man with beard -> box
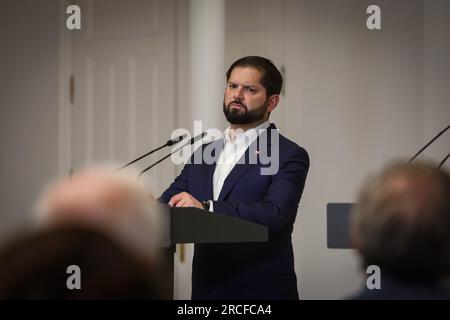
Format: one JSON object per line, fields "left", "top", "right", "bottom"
{"left": 160, "top": 56, "right": 309, "bottom": 299}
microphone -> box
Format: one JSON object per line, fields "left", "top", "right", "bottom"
{"left": 439, "top": 153, "right": 450, "bottom": 169}
{"left": 116, "top": 134, "right": 187, "bottom": 171}
{"left": 139, "top": 132, "right": 207, "bottom": 177}
{"left": 408, "top": 125, "right": 449, "bottom": 163}
{"left": 167, "top": 134, "right": 187, "bottom": 146}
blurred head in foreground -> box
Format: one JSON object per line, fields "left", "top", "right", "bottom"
{"left": 33, "top": 165, "right": 162, "bottom": 259}
{"left": 351, "top": 161, "right": 450, "bottom": 285}
{"left": 0, "top": 165, "right": 169, "bottom": 299}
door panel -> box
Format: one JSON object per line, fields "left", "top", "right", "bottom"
{"left": 71, "top": 0, "right": 176, "bottom": 196}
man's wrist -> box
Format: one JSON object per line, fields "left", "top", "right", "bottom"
{"left": 202, "top": 200, "right": 210, "bottom": 211}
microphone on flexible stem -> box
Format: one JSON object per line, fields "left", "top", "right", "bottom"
{"left": 439, "top": 153, "right": 450, "bottom": 169}
{"left": 139, "top": 132, "right": 207, "bottom": 177}
{"left": 116, "top": 134, "right": 187, "bottom": 171}
{"left": 408, "top": 124, "right": 449, "bottom": 163}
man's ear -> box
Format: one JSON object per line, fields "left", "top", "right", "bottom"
{"left": 268, "top": 95, "right": 280, "bottom": 113}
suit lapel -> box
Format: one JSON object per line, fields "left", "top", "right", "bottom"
{"left": 217, "top": 123, "right": 275, "bottom": 201}
{"left": 217, "top": 162, "right": 253, "bottom": 201}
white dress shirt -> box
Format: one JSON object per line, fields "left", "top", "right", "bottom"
{"left": 208, "top": 121, "right": 270, "bottom": 211}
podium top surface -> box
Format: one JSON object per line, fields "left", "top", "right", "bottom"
{"left": 157, "top": 205, "right": 268, "bottom": 245}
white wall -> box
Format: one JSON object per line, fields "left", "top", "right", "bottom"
{"left": 283, "top": 0, "right": 449, "bottom": 299}
{"left": 424, "top": 0, "right": 450, "bottom": 167}
{"left": 0, "top": 0, "right": 61, "bottom": 242}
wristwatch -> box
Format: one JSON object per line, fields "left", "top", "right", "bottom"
{"left": 202, "top": 200, "right": 210, "bottom": 211}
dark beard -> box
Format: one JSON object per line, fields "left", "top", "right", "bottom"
{"left": 223, "top": 100, "right": 268, "bottom": 125}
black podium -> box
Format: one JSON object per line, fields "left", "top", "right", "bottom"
{"left": 155, "top": 205, "right": 268, "bottom": 299}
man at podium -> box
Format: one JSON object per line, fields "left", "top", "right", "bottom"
{"left": 160, "top": 56, "right": 309, "bottom": 299}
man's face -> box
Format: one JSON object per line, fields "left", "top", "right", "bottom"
{"left": 223, "top": 67, "right": 269, "bottom": 125}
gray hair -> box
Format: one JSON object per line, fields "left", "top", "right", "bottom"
{"left": 351, "top": 161, "right": 450, "bottom": 282}
{"left": 33, "top": 164, "right": 163, "bottom": 259}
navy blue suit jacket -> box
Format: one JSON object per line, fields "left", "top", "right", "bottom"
{"left": 160, "top": 123, "right": 309, "bottom": 299}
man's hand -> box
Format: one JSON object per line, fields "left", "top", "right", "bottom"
{"left": 169, "top": 192, "right": 203, "bottom": 209}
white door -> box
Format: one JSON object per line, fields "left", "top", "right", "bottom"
{"left": 70, "top": 0, "right": 176, "bottom": 197}
{"left": 68, "top": 0, "right": 179, "bottom": 298}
